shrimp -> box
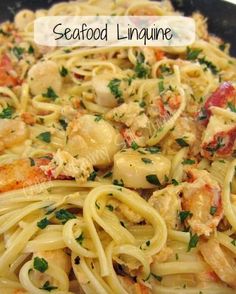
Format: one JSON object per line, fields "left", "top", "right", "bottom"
{"left": 0, "top": 119, "right": 28, "bottom": 152}
{"left": 0, "top": 54, "right": 19, "bottom": 87}
{"left": 0, "top": 157, "right": 50, "bottom": 193}
{"left": 182, "top": 169, "right": 223, "bottom": 236}
{"left": 199, "top": 238, "right": 236, "bottom": 288}
{"left": 27, "top": 60, "right": 62, "bottom": 96}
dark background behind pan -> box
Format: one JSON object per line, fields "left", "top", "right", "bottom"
{"left": 0, "top": 0, "right": 235, "bottom": 55}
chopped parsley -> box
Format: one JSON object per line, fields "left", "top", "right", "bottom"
{"left": 94, "top": 114, "right": 102, "bottom": 122}
{"left": 0, "top": 106, "right": 14, "bottom": 119}
{"left": 60, "top": 66, "right": 68, "bottom": 77}
{"left": 160, "top": 64, "right": 173, "bottom": 74}
{"left": 113, "top": 179, "right": 124, "bottom": 187}
{"left": 231, "top": 239, "right": 236, "bottom": 246}
{"left": 131, "top": 141, "right": 139, "bottom": 150}
{"left": 219, "top": 43, "right": 226, "bottom": 51}
{"left": 107, "top": 79, "right": 123, "bottom": 103}
{"left": 40, "top": 281, "right": 58, "bottom": 292}
{"left": 175, "top": 253, "right": 179, "bottom": 260}
{"left": 151, "top": 273, "right": 162, "bottom": 281}
{"left": 210, "top": 206, "right": 217, "bottom": 215}
{"left": 28, "top": 45, "right": 34, "bottom": 54}
{"left": 141, "top": 157, "right": 153, "bottom": 164}
{"left": 0, "top": 28, "right": 10, "bottom": 36}
{"left": 227, "top": 102, "right": 236, "bottom": 113}
{"left": 37, "top": 217, "right": 50, "bottom": 229}
{"left": 198, "top": 57, "right": 219, "bottom": 74}
{"left": 179, "top": 211, "right": 192, "bottom": 223}
{"left": 36, "top": 132, "right": 51, "bottom": 143}
{"left": 175, "top": 138, "right": 189, "bottom": 147}
{"left": 171, "top": 179, "right": 179, "bottom": 186}
{"left": 182, "top": 159, "right": 195, "bottom": 165}
{"left": 120, "top": 220, "right": 126, "bottom": 227}
{"left": 12, "top": 46, "right": 24, "bottom": 59}
{"left": 134, "top": 52, "right": 149, "bottom": 78}
{"left": 76, "top": 232, "right": 84, "bottom": 245}
{"left": 187, "top": 232, "right": 199, "bottom": 252}
{"left": 145, "top": 146, "right": 161, "bottom": 153}
{"left": 205, "top": 137, "right": 225, "bottom": 155}
{"left": 106, "top": 204, "right": 114, "bottom": 211}
{"left": 146, "top": 174, "right": 161, "bottom": 186}
{"left": 42, "top": 87, "right": 58, "bottom": 101}
{"left": 186, "top": 47, "right": 202, "bottom": 60}
{"left": 33, "top": 257, "right": 48, "bottom": 273}
{"left": 55, "top": 209, "right": 76, "bottom": 224}
{"left": 103, "top": 171, "right": 112, "bottom": 178}
{"left": 29, "top": 157, "right": 35, "bottom": 166}
{"left": 95, "top": 201, "right": 100, "bottom": 209}
{"left": 146, "top": 240, "right": 150, "bottom": 246}
{"left": 139, "top": 100, "right": 146, "bottom": 107}
{"left": 198, "top": 107, "right": 208, "bottom": 121}
{"left": 59, "top": 118, "right": 68, "bottom": 130}
{"left": 87, "top": 171, "right": 97, "bottom": 181}
{"left": 74, "top": 256, "right": 80, "bottom": 264}
{"left": 158, "top": 80, "right": 164, "bottom": 93}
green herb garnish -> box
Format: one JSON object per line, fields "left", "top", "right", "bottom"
{"left": 151, "top": 273, "right": 162, "bottom": 281}
{"left": 33, "top": 257, "right": 48, "bottom": 273}
{"left": 182, "top": 159, "right": 195, "bottom": 165}
{"left": 106, "top": 204, "right": 114, "bottom": 211}
{"left": 12, "top": 46, "right": 24, "bottom": 59}
{"left": 107, "top": 79, "right": 123, "bottom": 103}
{"left": 55, "top": 209, "right": 76, "bottom": 224}
{"left": 59, "top": 119, "right": 68, "bottom": 130}
{"left": 87, "top": 171, "right": 97, "bottom": 181}
{"left": 146, "top": 174, "right": 161, "bottom": 186}
{"left": 36, "top": 132, "right": 51, "bottom": 143}
{"left": 94, "top": 114, "right": 102, "bottom": 122}
{"left": 145, "top": 146, "right": 161, "bottom": 153}
{"left": 141, "top": 157, "right": 153, "bottom": 164}
{"left": 112, "top": 179, "right": 124, "bottom": 187}
{"left": 134, "top": 52, "right": 149, "bottom": 78}
{"left": 175, "top": 138, "right": 189, "bottom": 147}
{"left": 0, "top": 106, "right": 14, "bottom": 119}
{"left": 60, "top": 66, "right": 68, "bottom": 77}
{"left": 40, "top": 281, "right": 58, "bottom": 292}
{"left": 210, "top": 206, "right": 217, "bottom": 215}
{"left": 179, "top": 211, "right": 192, "bottom": 223}
{"left": 28, "top": 45, "right": 34, "bottom": 54}
{"left": 76, "top": 232, "right": 84, "bottom": 245}
{"left": 228, "top": 102, "right": 236, "bottom": 113}
{"left": 198, "top": 57, "right": 219, "bottom": 74}
{"left": 186, "top": 47, "right": 202, "bottom": 60}
{"left": 42, "top": 87, "right": 58, "bottom": 101}
{"left": 172, "top": 179, "right": 179, "bottom": 186}
{"left": 187, "top": 232, "right": 199, "bottom": 252}
{"left": 131, "top": 141, "right": 139, "bottom": 150}
{"left": 37, "top": 218, "right": 50, "bottom": 229}
{"left": 158, "top": 80, "right": 164, "bottom": 93}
